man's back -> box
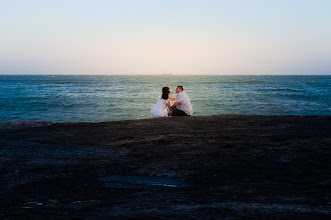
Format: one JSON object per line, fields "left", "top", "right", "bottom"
{"left": 176, "top": 91, "right": 193, "bottom": 115}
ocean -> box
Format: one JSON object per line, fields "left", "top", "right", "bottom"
{"left": 0, "top": 75, "right": 330, "bottom": 122}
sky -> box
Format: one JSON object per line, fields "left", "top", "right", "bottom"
{"left": 0, "top": 0, "right": 330, "bottom": 75}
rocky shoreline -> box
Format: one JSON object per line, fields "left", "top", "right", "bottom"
{"left": 1, "top": 115, "right": 330, "bottom": 219}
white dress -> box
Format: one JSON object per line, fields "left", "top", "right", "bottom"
{"left": 151, "top": 96, "right": 169, "bottom": 118}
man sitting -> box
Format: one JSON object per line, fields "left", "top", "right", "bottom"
{"left": 169, "top": 85, "right": 193, "bottom": 116}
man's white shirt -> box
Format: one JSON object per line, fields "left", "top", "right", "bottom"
{"left": 175, "top": 91, "right": 193, "bottom": 115}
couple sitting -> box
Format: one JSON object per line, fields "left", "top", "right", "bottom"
{"left": 151, "top": 85, "right": 193, "bottom": 118}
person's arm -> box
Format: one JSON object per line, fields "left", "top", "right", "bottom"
{"left": 166, "top": 100, "right": 172, "bottom": 110}
{"left": 168, "top": 97, "right": 176, "bottom": 102}
{"left": 171, "top": 102, "right": 180, "bottom": 110}
{"left": 167, "top": 101, "right": 173, "bottom": 116}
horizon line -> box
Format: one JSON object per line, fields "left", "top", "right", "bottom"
{"left": 1, "top": 73, "right": 330, "bottom": 76}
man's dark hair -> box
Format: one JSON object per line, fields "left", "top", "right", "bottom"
{"left": 177, "top": 85, "right": 184, "bottom": 91}
{"left": 161, "top": 86, "right": 170, "bottom": 100}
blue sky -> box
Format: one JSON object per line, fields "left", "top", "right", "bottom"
{"left": 0, "top": 0, "right": 330, "bottom": 74}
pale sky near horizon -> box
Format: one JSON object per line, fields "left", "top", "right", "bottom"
{"left": 0, "top": 0, "right": 330, "bottom": 75}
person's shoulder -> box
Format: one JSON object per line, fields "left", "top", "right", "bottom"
{"left": 178, "top": 91, "right": 188, "bottom": 97}
{"left": 182, "top": 91, "right": 189, "bottom": 97}
{"left": 159, "top": 96, "right": 168, "bottom": 101}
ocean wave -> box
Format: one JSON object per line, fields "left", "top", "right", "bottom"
{"left": 1, "top": 75, "right": 330, "bottom": 121}
{"left": 0, "top": 120, "right": 56, "bottom": 129}
{"left": 225, "top": 80, "right": 264, "bottom": 83}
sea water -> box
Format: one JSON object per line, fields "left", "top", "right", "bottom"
{"left": 0, "top": 75, "right": 330, "bottom": 122}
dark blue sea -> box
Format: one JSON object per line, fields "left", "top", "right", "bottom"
{"left": 0, "top": 75, "right": 330, "bottom": 122}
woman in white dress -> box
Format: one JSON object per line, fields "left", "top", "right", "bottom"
{"left": 151, "top": 86, "right": 175, "bottom": 118}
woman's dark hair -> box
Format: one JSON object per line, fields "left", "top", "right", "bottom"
{"left": 161, "top": 86, "right": 170, "bottom": 100}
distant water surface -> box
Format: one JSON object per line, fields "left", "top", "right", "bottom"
{"left": 0, "top": 75, "right": 330, "bottom": 122}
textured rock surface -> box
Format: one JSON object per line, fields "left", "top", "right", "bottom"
{"left": 1, "top": 115, "right": 330, "bottom": 219}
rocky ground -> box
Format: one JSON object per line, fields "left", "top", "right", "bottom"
{"left": 0, "top": 115, "right": 330, "bottom": 219}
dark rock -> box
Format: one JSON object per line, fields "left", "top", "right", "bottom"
{"left": 0, "top": 115, "right": 330, "bottom": 218}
